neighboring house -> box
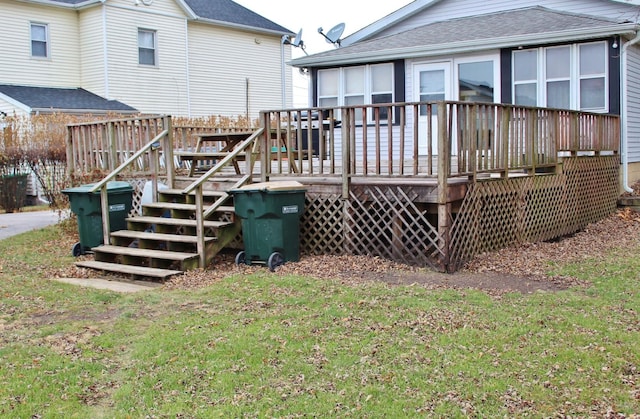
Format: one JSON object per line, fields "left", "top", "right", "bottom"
{"left": 290, "top": 0, "right": 640, "bottom": 190}
{"left": 0, "top": 0, "right": 293, "bottom": 118}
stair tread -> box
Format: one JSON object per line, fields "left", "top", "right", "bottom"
{"left": 143, "top": 202, "right": 235, "bottom": 212}
{"left": 127, "top": 216, "right": 232, "bottom": 228}
{"left": 93, "top": 244, "right": 198, "bottom": 261}
{"left": 110, "top": 230, "right": 217, "bottom": 243}
{"left": 160, "top": 188, "right": 227, "bottom": 197}
{"left": 75, "top": 260, "right": 183, "bottom": 279}
{"left": 175, "top": 151, "right": 247, "bottom": 158}
{"left": 144, "top": 202, "right": 198, "bottom": 210}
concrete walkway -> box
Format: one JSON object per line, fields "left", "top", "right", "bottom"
{"left": 0, "top": 209, "right": 66, "bottom": 241}
{"left": 50, "top": 277, "right": 160, "bottom": 293}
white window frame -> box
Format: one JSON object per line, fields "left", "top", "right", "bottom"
{"left": 512, "top": 41, "right": 608, "bottom": 112}
{"left": 453, "top": 54, "right": 501, "bottom": 103}
{"left": 317, "top": 63, "right": 395, "bottom": 124}
{"left": 30, "top": 22, "right": 49, "bottom": 59}
{"left": 138, "top": 28, "right": 157, "bottom": 67}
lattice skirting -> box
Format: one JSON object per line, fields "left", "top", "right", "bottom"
{"left": 300, "top": 186, "right": 444, "bottom": 269}
{"left": 121, "top": 177, "right": 147, "bottom": 216}
{"left": 449, "top": 155, "right": 620, "bottom": 271}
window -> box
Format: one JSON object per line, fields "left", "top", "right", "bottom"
{"left": 344, "top": 66, "right": 365, "bottom": 121}
{"left": 138, "top": 29, "right": 157, "bottom": 66}
{"left": 546, "top": 46, "right": 570, "bottom": 109}
{"left": 458, "top": 61, "right": 494, "bottom": 103}
{"left": 317, "top": 63, "right": 394, "bottom": 123}
{"left": 30, "top": 23, "right": 48, "bottom": 58}
{"left": 371, "top": 64, "right": 393, "bottom": 120}
{"left": 513, "top": 49, "right": 537, "bottom": 106}
{"left": 579, "top": 43, "right": 606, "bottom": 110}
{"left": 512, "top": 41, "right": 608, "bottom": 112}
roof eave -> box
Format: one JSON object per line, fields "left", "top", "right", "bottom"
{"left": 192, "top": 17, "right": 294, "bottom": 37}
{"left": 292, "top": 24, "right": 638, "bottom": 67}
{"left": 0, "top": 93, "right": 33, "bottom": 114}
{"left": 13, "top": 0, "right": 103, "bottom": 9}
{"left": 30, "top": 107, "right": 138, "bottom": 114}
{"left": 172, "top": 0, "right": 197, "bottom": 20}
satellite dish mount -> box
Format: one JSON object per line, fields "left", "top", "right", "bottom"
{"left": 318, "top": 22, "right": 345, "bottom": 47}
{"left": 282, "top": 28, "right": 308, "bottom": 55}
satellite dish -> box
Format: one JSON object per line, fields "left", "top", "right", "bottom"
{"left": 318, "top": 22, "right": 345, "bottom": 47}
{"left": 291, "top": 28, "right": 303, "bottom": 47}
{"left": 326, "top": 23, "right": 345, "bottom": 44}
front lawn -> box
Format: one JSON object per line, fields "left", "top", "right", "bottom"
{"left": 0, "top": 222, "right": 638, "bottom": 417}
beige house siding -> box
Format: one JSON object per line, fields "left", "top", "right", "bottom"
{"left": 188, "top": 22, "right": 291, "bottom": 119}
{"left": 78, "top": 6, "right": 108, "bottom": 97}
{"left": 0, "top": 0, "right": 291, "bottom": 117}
{"left": 0, "top": 0, "right": 80, "bottom": 88}
{"left": 102, "top": 3, "right": 190, "bottom": 115}
{"left": 0, "top": 97, "right": 29, "bottom": 117}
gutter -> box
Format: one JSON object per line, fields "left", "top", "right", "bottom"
{"left": 31, "top": 108, "right": 138, "bottom": 114}
{"left": 190, "top": 17, "right": 293, "bottom": 38}
{"left": 621, "top": 31, "right": 640, "bottom": 193}
{"left": 13, "top": 0, "right": 102, "bottom": 9}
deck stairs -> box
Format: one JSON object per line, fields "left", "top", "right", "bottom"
{"left": 74, "top": 128, "right": 261, "bottom": 281}
{"left": 75, "top": 184, "right": 243, "bottom": 280}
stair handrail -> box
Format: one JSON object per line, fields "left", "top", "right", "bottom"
{"left": 88, "top": 127, "right": 170, "bottom": 247}
{"left": 181, "top": 127, "right": 263, "bottom": 268}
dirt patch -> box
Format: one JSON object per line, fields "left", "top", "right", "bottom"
{"left": 163, "top": 207, "right": 640, "bottom": 295}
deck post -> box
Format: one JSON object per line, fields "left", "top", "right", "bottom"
{"left": 164, "top": 115, "right": 175, "bottom": 189}
{"left": 341, "top": 108, "right": 351, "bottom": 200}
{"left": 195, "top": 184, "right": 206, "bottom": 268}
{"left": 260, "top": 112, "right": 270, "bottom": 183}
{"left": 437, "top": 102, "right": 451, "bottom": 270}
{"left": 108, "top": 121, "right": 117, "bottom": 172}
{"left": 66, "top": 126, "right": 74, "bottom": 176}
{"left": 100, "top": 185, "right": 110, "bottom": 245}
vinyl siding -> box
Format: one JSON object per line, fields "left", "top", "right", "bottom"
{"left": 102, "top": 3, "right": 189, "bottom": 115}
{"left": 78, "top": 6, "right": 107, "bottom": 97}
{"left": 0, "top": 0, "right": 80, "bottom": 88}
{"left": 0, "top": 97, "right": 29, "bottom": 117}
{"left": 378, "top": 0, "right": 639, "bottom": 38}
{"left": 626, "top": 44, "right": 640, "bottom": 163}
{"left": 187, "top": 22, "right": 290, "bottom": 119}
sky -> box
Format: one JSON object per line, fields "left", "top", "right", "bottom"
{"left": 234, "top": 0, "right": 414, "bottom": 56}
{"left": 234, "top": 0, "right": 414, "bottom": 105}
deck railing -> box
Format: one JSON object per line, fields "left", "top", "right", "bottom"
{"left": 66, "top": 115, "right": 255, "bottom": 174}
{"left": 259, "top": 101, "right": 620, "bottom": 180}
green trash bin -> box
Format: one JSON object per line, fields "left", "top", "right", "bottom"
{"left": 62, "top": 181, "right": 133, "bottom": 256}
{"left": 230, "top": 181, "right": 306, "bottom": 271}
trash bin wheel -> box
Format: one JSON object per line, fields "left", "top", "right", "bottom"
{"left": 267, "top": 252, "right": 284, "bottom": 272}
{"left": 72, "top": 242, "right": 83, "bottom": 257}
{"left": 235, "top": 251, "right": 247, "bottom": 266}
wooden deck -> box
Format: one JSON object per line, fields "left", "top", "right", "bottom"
{"left": 66, "top": 102, "right": 620, "bottom": 274}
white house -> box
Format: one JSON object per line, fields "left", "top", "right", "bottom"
{"left": 291, "top": 0, "right": 640, "bottom": 190}
{"left": 0, "top": 0, "right": 294, "bottom": 119}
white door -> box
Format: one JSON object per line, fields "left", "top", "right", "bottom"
{"left": 414, "top": 62, "right": 452, "bottom": 155}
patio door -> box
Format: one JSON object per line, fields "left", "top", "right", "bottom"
{"left": 414, "top": 62, "right": 452, "bottom": 155}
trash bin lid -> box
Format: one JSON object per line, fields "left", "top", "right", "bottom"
{"left": 62, "top": 181, "right": 133, "bottom": 195}
{"left": 231, "top": 181, "right": 306, "bottom": 193}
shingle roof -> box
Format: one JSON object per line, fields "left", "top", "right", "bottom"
{"left": 292, "top": 7, "right": 637, "bottom": 67}
{"left": 0, "top": 85, "right": 137, "bottom": 113}
{"left": 184, "top": 0, "right": 291, "bottom": 33}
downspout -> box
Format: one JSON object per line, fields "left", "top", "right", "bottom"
{"left": 621, "top": 31, "right": 640, "bottom": 192}
{"left": 101, "top": 0, "right": 109, "bottom": 98}
{"left": 184, "top": 18, "right": 191, "bottom": 117}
